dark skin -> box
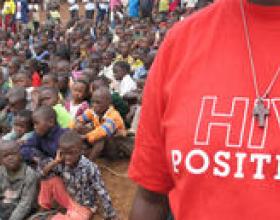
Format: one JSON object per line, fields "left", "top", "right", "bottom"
{"left": 13, "top": 116, "right": 31, "bottom": 138}
{"left": 8, "top": 98, "right": 26, "bottom": 114}
{"left": 57, "top": 75, "right": 69, "bottom": 96}
{"left": 71, "top": 82, "right": 86, "bottom": 105}
{"left": 32, "top": 113, "right": 56, "bottom": 137}
{"left": 42, "top": 141, "right": 82, "bottom": 176}
{"left": 42, "top": 140, "right": 118, "bottom": 220}
{"left": 39, "top": 90, "right": 59, "bottom": 107}
{"left": 118, "top": 42, "right": 130, "bottom": 59}
{"left": 113, "top": 65, "right": 127, "bottom": 81}
{"left": 102, "top": 52, "right": 114, "bottom": 67}
{"left": 91, "top": 88, "right": 111, "bottom": 118}
{"left": 42, "top": 75, "right": 58, "bottom": 88}
{"left": 0, "top": 142, "right": 22, "bottom": 173}
{"left": 12, "top": 73, "right": 31, "bottom": 88}
{"left": 131, "top": 2, "right": 280, "bottom": 220}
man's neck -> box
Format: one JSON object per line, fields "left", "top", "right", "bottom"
{"left": 249, "top": 0, "right": 280, "bottom": 6}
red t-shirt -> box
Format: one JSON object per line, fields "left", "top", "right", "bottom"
{"left": 32, "top": 71, "right": 41, "bottom": 87}
{"left": 129, "top": 0, "right": 280, "bottom": 219}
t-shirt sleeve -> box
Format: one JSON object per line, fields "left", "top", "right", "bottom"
{"left": 128, "top": 33, "right": 175, "bottom": 194}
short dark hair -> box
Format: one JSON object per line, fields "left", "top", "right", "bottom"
{"left": 43, "top": 73, "right": 58, "bottom": 83}
{"left": 113, "top": 61, "right": 131, "bottom": 74}
{"left": 39, "top": 86, "right": 59, "bottom": 96}
{"left": 16, "top": 110, "right": 33, "bottom": 130}
{"left": 11, "top": 57, "right": 21, "bottom": 70}
{"left": 0, "top": 140, "right": 19, "bottom": 155}
{"left": 59, "top": 130, "right": 82, "bottom": 148}
{"left": 7, "top": 87, "right": 27, "bottom": 102}
{"left": 33, "top": 105, "right": 57, "bottom": 122}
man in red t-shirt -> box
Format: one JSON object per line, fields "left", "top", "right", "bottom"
{"left": 129, "top": 0, "right": 280, "bottom": 219}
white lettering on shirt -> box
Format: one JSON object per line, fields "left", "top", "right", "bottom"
{"left": 194, "top": 96, "right": 249, "bottom": 148}
{"left": 213, "top": 151, "right": 230, "bottom": 177}
{"left": 185, "top": 149, "right": 209, "bottom": 174}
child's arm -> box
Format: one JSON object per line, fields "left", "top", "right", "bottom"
{"left": 20, "top": 134, "right": 43, "bottom": 163}
{"left": 90, "top": 164, "right": 117, "bottom": 220}
{"left": 85, "top": 116, "right": 122, "bottom": 143}
{"left": 42, "top": 150, "right": 63, "bottom": 176}
{"left": 8, "top": 168, "right": 38, "bottom": 220}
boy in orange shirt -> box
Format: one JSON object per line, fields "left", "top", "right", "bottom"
{"left": 72, "top": 86, "right": 127, "bottom": 161}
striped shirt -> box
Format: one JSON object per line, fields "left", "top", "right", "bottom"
{"left": 79, "top": 106, "right": 126, "bottom": 143}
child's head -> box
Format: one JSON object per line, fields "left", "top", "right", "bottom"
{"left": 138, "top": 37, "right": 151, "bottom": 51}
{"left": 91, "top": 77, "right": 109, "bottom": 93}
{"left": 71, "top": 80, "right": 88, "bottom": 104}
{"left": 39, "top": 86, "right": 59, "bottom": 107}
{"left": 131, "top": 48, "right": 146, "bottom": 61}
{"left": 102, "top": 50, "right": 115, "bottom": 67}
{"left": 113, "top": 61, "right": 131, "bottom": 81}
{"left": 32, "top": 105, "right": 57, "bottom": 137}
{"left": 92, "top": 86, "right": 112, "bottom": 116}
{"left": 0, "top": 140, "right": 22, "bottom": 172}
{"left": 118, "top": 41, "right": 130, "bottom": 58}
{"left": 8, "top": 57, "right": 21, "bottom": 76}
{"left": 14, "top": 110, "right": 33, "bottom": 137}
{"left": 88, "top": 52, "right": 102, "bottom": 71}
{"left": 53, "top": 60, "right": 70, "bottom": 74}
{"left": 82, "top": 68, "right": 97, "bottom": 82}
{"left": 98, "top": 36, "right": 111, "bottom": 53}
{"left": 59, "top": 130, "right": 83, "bottom": 167}
{"left": 42, "top": 74, "right": 58, "bottom": 88}
{"left": 57, "top": 73, "right": 69, "bottom": 93}
{"left": 7, "top": 87, "right": 27, "bottom": 114}
{"left": 12, "top": 71, "right": 32, "bottom": 88}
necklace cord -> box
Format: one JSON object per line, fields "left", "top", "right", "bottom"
{"left": 240, "top": 0, "right": 280, "bottom": 99}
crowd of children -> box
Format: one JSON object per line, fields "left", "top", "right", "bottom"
{"left": 0, "top": 0, "right": 213, "bottom": 219}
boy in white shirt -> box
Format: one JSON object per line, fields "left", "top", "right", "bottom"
{"left": 112, "top": 61, "right": 137, "bottom": 97}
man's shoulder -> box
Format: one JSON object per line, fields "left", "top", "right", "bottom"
{"left": 167, "top": 0, "right": 234, "bottom": 42}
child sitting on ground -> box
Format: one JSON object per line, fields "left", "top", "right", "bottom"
{"left": 2, "top": 110, "right": 34, "bottom": 144}
{"left": 20, "top": 105, "right": 66, "bottom": 164}
{"left": 11, "top": 71, "right": 34, "bottom": 110}
{"left": 39, "top": 86, "right": 72, "bottom": 128}
{"left": 72, "top": 86, "right": 126, "bottom": 160}
{"left": 2, "top": 0, "right": 16, "bottom": 32}
{"left": 38, "top": 131, "right": 117, "bottom": 220}
{"left": 0, "top": 140, "right": 38, "bottom": 220}
{"left": 99, "top": 49, "right": 116, "bottom": 81}
{"left": 0, "top": 87, "right": 27, "bottom": 133}
{"left": 65, "top": 79, "right": 89, "bottom": 118}
{"left": 111, "top": 61, "right": 137, "bottom": 97}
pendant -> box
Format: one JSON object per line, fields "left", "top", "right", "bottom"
{"left": 253, "top": 98, "right": 269, "bottom": 128}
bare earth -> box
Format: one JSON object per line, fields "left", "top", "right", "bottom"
{"left": 40, "top": 4, "right": 137, "bottom": 220}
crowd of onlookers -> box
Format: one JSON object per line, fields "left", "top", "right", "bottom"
{"left": 0, "top": 0, "right": 213, "bottom": 219}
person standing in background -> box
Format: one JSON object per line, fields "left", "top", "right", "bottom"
{"left": 2, "top": 0, "right": 16, "bottom": 32}
{"left": 15, "top": 0, "right": 29, "bottom": 32}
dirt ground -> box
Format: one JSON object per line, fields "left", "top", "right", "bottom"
{"left": 95, "top": 159, "right": 137, "bottom": 220}
{"left": 39, "top": 4, "right": 137, "bottom": 220}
